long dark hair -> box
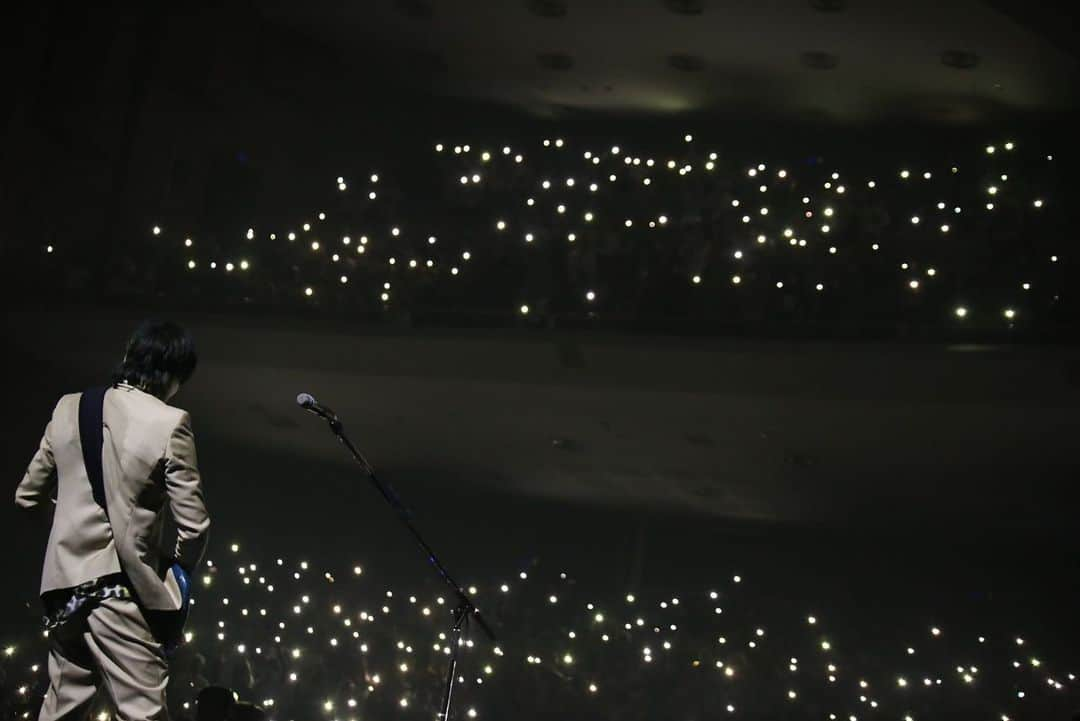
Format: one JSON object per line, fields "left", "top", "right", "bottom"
{"left": 110, "top": 320, "right": 198, "bottom": 399}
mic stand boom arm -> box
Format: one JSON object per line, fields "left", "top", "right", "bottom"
{"left": 315, "top": 414, "right": 495, "bottom": 721}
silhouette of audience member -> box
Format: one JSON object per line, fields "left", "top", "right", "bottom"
{"left": 195, "top": 686, "right": 235, "bottom": 721}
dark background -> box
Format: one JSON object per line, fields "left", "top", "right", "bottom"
{"left": 2, "top": 0, "right": 1079, "bottom": 718}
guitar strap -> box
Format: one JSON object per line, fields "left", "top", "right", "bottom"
{"left": 78, "top": 386, "right": 111, "bottom": 521}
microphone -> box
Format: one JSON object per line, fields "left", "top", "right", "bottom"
{"left": 296, "top": 392, "right": 338, "bottom": 422}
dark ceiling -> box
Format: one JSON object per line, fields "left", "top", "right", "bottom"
{"left": 256, "top": 0, "right": 1079, "bottom": 124}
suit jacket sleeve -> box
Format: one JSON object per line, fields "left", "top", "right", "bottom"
{"left": 165, "top": 411, "right": 210, "bottom": 571}
{"left": 15, "top": 400, "right": 61, "bottom": 509}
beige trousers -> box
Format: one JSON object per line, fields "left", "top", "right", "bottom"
{"left": 38, "top": 597, "right": 169, "bottom": 721}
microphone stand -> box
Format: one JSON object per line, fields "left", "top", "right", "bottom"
{"left": 309, "top": 412, "right": 496, "bottom": 721}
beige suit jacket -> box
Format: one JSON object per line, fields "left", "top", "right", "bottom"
{"left": 16, "top": 384, "right": 210, "bottom": 611}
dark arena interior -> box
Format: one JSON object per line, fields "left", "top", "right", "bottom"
{"left": 2, "top": 2, "right": 1079, "bottom": 720}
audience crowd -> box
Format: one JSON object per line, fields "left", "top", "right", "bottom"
{"left": 2, "top": 544, "right": 1077, "bottom": 721}
{"left": 16, "top": 134, "right": 1073, "bottom": 338}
